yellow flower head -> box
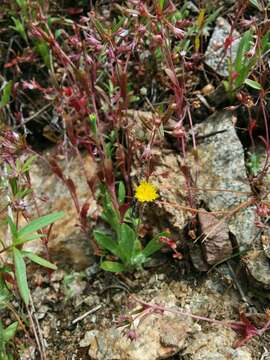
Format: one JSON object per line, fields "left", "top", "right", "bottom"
{"left": 135, "top": 181, "right": 159, "bottom": 203}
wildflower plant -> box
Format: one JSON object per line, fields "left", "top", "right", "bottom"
{"left": 94, "top": 183, "right": 167, "bottom": 272}
{"left": 224, "top": 28, "right": 270, "bottom": 99}
{"left": 0, "top": 128, "right": 64, "bottom": 358}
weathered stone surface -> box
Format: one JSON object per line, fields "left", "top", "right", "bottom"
{"left": 183, "top": 329, "right": 252, "bottom": 360}
{"left": 204, "top": 17, "right": 240, "bottom": 77}
{"left": 87, "top": 318, "right": 189, "bottom": 360}
{"left": 133, "top": 148, "right": 190, "bottom": 242}
{"left": 82, "top": 291, "right": 190, "bottom": 360}
{"left": 30, "top": 153, "right": 97, "bottom": 270}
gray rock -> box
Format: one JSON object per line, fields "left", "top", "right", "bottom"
{"left": 204, "top": 17, "right": 240, "bottom": 77}
{"left": 244, "top": 250, "right": 270, "bottom": 290}
{"left": 192, "top": 111, "right": 257, "bottom": 252}
{"left": 132, "top": 111, "right": 257, "bottom": 268}
{"left": 130, "top": 110, "right": 258, "bottom": 272}
{"left": 188, "top": 240, "right": 209, "bottom": 272}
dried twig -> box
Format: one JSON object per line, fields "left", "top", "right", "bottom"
{"left": 72, "top": 305, "right": 102, "bottom": 325}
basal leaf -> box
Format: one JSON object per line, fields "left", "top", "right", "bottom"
{"left": 142, "top": 232, "right": 167, "bottom": 258}
{"left": 100, "top": 261, "right": 125, "bottom": 272}
{"left": 101, "top": 191, "right": 120, "bottom": 232}
{"left": 94, "top": 231, "right": 122, "bottom": 258}
{"left": 118, "top": 223, "right": 137, "bottom": 264}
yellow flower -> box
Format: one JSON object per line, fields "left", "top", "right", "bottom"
{"left": 135, "top": 181, "right": 159, "bottom": 203}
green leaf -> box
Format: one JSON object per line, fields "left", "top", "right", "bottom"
{"left": 234, "top": 66, "right": 250, "bottom": 89}
{"left": 223, "top": 80, "right": 229, "bottom": 92}
{"left": 244, "top": 78, "right": 262, "bottom": 90}
{"left": 21, "top": 251, "right": 57, "bottom": 270}
{"left": 14, "top": 188, "right": 32, "bottom": 200}
{"left": 14, "top": 234, "right": 46, "bottom": 246}
{"left": 9, "top": 177, "right": 18, "bottom": 197}
{"left": 16, "top": 0, "right": 27, "bottom": 10}
{"left": 101, "top": 191, "right": 120, "bottom": 232}
{"left": 261, "top": 31, "right": 270, "bottom": 53}
{"left": 117, "top": 181, "right": 126, "bottom": 205}
{"left": 3, "top": 322, "right": 18, "bottom": 343}
{"left": 249, "top": 0, "right": 263, "bottom": 11}
{"left": 48, "top": 16, "right": 60, "bottom": 27}
{"left": 0, "top": 277, "right": 12, "bottom": 308}
{"left": 18, "top": 211, "right": 64, "bottom": 238}
{"left": 235, "top": 30, "right": 252, "bottom": 72}
{"left": 94, "top": 19, "right": 107, "bottom": 37}
{"left": 159, "top": 0, "right": 165, "bottom": 10}
{"left": 13, "top": 248, "right": 29, "bottom": 305}
{"left": 0, "top": 320, "right": 5, "bottom": 354}
{"left": 11, "top": 17, "right": 27, "bottom": 42}
{"left": 94, "top": 231, "right": 122, "bottom": 258}
{"left": 55, "top": 29, "right": 63, "bottom": 40}
{"left": 88, "top": 113, "right": 98, "bottom": 137}
{"left": 204, "top": 7, "right": 222, "bottom": 27}
{"left": 111, "top": 17, "right": 125, "bottom": 33}
{"left": 118, "top": 224, "right": 137, "bottom": 264}
{"left": 6, "top": 216, "right": 17, "bottom": 241}
{"left": 0, "top": 81, "right": 13, "bottom": 109}
{"left": 35, "top": 41, "right": 51, "bottom": 69}
{"left": 100, "top": 261, "right": 125, "bottom": 272}
{"left": 142, "top": 232, "right": 167, "bottom": 258}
